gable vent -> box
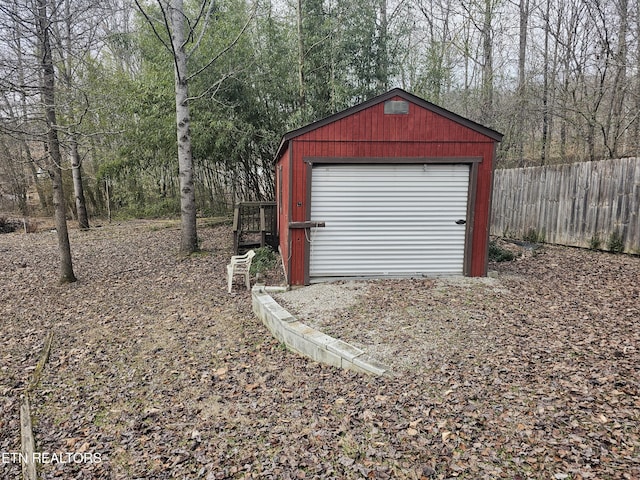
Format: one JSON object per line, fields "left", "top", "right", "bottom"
{"left": 384, "top": 100, "right": 409, "bottom": 114}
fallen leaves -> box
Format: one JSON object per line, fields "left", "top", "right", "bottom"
{"left": 1, "top": 223, "right": 639, "bottom": 478}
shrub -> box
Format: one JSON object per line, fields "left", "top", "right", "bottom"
{"left": 250, "top": 246, "right": 278, "bottom": 275}
{"left": 488, "top": 240, "right": 515, "bottom": 262}
{"left": 0, "top": 217, "right": 21, "bottom": 234}
{"left": 523, "top": 227, "right": 544, "bottom": 243}
{"left": 112, "top": 198, "right": 181, "bottom": 220}
{"left": 589, "top": 234, "right": 601, "bottom": 250}
{"left": 607, "top": 229, "right": 624, "bottom": 253}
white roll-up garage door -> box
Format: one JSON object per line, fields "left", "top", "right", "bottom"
{"left": 309, "top": 163, "right": 470, "bottom": 280}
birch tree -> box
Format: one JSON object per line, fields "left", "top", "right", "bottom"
{"left": 168, "top": 0, "right": 197, "bottom": 253}
{"left": 134, "top": 0, "right": 253, "bottom": 254}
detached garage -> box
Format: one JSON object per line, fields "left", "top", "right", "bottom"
{"left": 275, "top": 88, "right": 502, "bottom": 286}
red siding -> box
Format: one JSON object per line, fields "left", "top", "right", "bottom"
{"left": 302, "top": 98, "right": 489, "bottom": 144}
{"left": 276, "top": 144, "right": 291, "bottom": 280}
{"left": 276, "top": 93, "right": 500, "bottom": 285}
{"left": 289, "top": 141, "right": 307, "bottom": 284}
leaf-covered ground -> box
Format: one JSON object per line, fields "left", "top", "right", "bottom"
{"left": 1, "top": 220, "right": 638, "bottom": 479}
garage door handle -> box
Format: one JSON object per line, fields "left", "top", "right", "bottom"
{"left": 455, "top": 219, "right": 466, "bottom": 225}
{"left": 289, "top": 221, "right": 326, "bottom": 229}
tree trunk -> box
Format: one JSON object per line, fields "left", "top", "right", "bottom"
{"left": 71, "top": 137, "right": 89, "bottom": 229}
{"left": 64, "top": 0, "right": 90, "bottom": 230}
{"left": 540, "top": 0, "right": 550, "bottom": 166}
{"left": 296, "top": 0, "right": 305, "bottom": 112}
{"left": 15, "top": 14, "right": 48, "bottom": 212}
{"left": 170, "top": 0, "right": 198, "bottom": 254}
{"left": 516, "top": 0, "right": 529, "bottom": 166}
{"left": 608, "top": 0, "right": 628, "bottom": 158}
{"left": 559, "top": 8, "right": 572, "bottom": 162}
{"left": 377, "top": 0, "right": 389, "bottom": 92}
{"left": 36, "top": 0, "right": 76, "bottom": 283}
{"left": 636, "top": 0, "right": 640, "bottom": 152}
{"left": 25, "top": 145, "right": 49, "bottom": 212}
{"left": 481, "top": 0, "right": 494, "bottom": 122}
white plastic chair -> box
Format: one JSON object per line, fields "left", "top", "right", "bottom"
{"left": 227, "top": 250, "right": 256, "bottom": 293}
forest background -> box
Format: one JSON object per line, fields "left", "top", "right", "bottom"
{"left": 0, "top": 0, "right": 636, "bottom": 222}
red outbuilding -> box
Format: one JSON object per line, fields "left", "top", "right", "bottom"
{"left": 274, "top": 88, "right": 503, "bottom": 286}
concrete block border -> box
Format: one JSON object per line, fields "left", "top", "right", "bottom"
{"left": 252, "top": 286, "right": 391, "bottom": 377}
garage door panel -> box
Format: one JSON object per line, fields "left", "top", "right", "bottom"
{"left": 311, "top": 234, "right": 465, "bottom": 243}
{"left": 311, "top": 257, "right": 466, "bottom": 275}
{"left": 313, "top": 203, "right": 469, "bottom": 211}
{"left": 313, "top": 187, "right": 468, "bottom": 196}
{"left": 311, "top": 250, "right": 466, "bottom": 258}
{"left": 309, "top": 164, "right": 470, "bottom": 279}
{"left": 311, "top": 232, "right": 462, "bottom": 242}
{"left": 312, "top": 212, "right": 467, "bottom": 220}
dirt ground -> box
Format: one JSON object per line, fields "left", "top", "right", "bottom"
{"left": 1, "top": 220, "right": 639, "bottom": 479}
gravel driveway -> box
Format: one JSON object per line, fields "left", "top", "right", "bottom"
{"left": 274, "top": 243, "right": 640, "bottom": 376}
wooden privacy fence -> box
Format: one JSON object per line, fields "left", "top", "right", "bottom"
{"left": 491, "top": 157, "right": 640, "bottom": 253}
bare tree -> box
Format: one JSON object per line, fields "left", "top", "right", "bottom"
{"left": 0, "top": 0, "right": 48, "bottom": 212}
{"left": 36, "top": 0, "right": 76, "bottom": 283}
{"left": 480, "top": 0, "right": 495, "bottom": 120}
{"left": 603, "top": 0, "right": 629, "bottom": 158}
{"left": 515, "top": 0, "right": 529, "bottom": 166}
{"left": 55, "top": 0, "right": 92, "bottom": 229}
{"left": 296, "top": 0, "right": 305, "bottom": 112}
{"left": 376, "top": 0, "right": 389, "bottom": 91}
{"left": 134, "top": 0, "right": 254, "bottom": 254}
{"left": 539, "top": 0, "right": 552, "bottom": 165}
{"left": 413, "top": 0, "right": 456, "bottom": 103}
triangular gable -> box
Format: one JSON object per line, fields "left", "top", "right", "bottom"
{"left": 274, "top": 88, "right": 503, "bottom": 162}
